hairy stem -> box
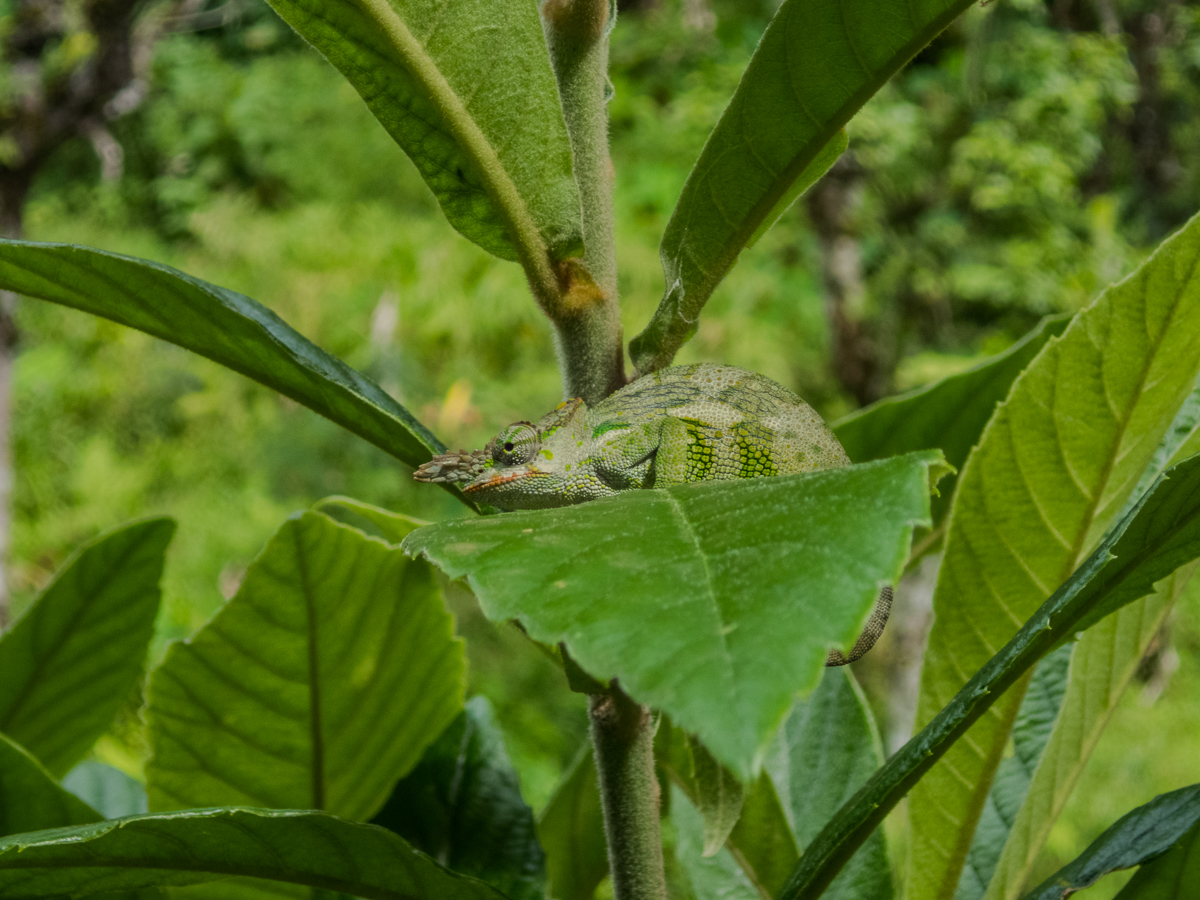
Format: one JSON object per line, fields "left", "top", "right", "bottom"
{"left": 542, "top": 0, "right": 626, "bottom": 405}
{"left": 589, "top": 686, "right": 667, "bottom": 900}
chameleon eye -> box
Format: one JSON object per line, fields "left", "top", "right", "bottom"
{"left": 492, "top": 423, "right": 538, "bottom": 466}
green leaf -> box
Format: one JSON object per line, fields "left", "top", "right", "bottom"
{"left": 671, "top": 785, "right": 761, "bottom": 900}
{"left": 1115, "top": 819, "right": 1200, "bottom": 899}
{"left": 770, "top": 668, "right": 893, "bottom": 900}
{"left": 370, "top": 696, "right": 545, "bottom": 900}
{"left": 952, "top": 644, "right": 1072, "bottom": 900}
{"left": 1017, "top": 785, "right": 1200, "bottom": 900}
{"left": 980, "top": 565, "right": 1198, "bottom": 900}
{"left": 629, "top": 0, "right": 977, "bottom": 374}
{"left": 0, "top": 808, "right": 511, "bottom": 899}
{"left": 727, "top": 772, "right": 799, "bottom": 899}
{"left": 404, "top": 450, "right": 947, "bottom": 779}
{"left": 907, "top": 212, "right": 1200, "bottom": 900}
{"left": 263, "top": 0, "right": 581, "bottom": 264}
{"left": 314, "top": 497, "right": 428, "bottom": 545}
{"left": 833, "top": 314, "right": 1072, "bottom": 529}
{"left": 0, "top": 518, "right": 175, "bottom": 776}
{"left": 745, "top": 130, "right": 848, "bottom": 250}
{"left": 0, "top": 242, "right": 450, "bottom": 477}
{"left": 146, "top": 511, "right": 464, "bottom": 823}
{"left": 779, "top": 451, "right": 1200, "bottom": 900}
{"left": 537, "top": 745, "right": 607, "bottom": 900}
{"left": 0, "top": 733, "right": 100, "bottom": 838}
{"left": 63, "top": 762, "right": 148, "bottom": 820}
{"left": 655, "top": 722, "right": 744, "bottom": 858}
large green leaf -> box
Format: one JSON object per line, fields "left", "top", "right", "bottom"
{"left": 671, "top": 786, "right": 761, "bottom": 900}
{"left": 0, "top": 518, "right": 174, "bottom": 776}
{"left": 1115, "top": 819, "right": 1200, "bottom": 898}
{"left": 404, "top": 451, "right": 947, "bottom": 779}
{"left": 371, "top": 696, "right": 545, "bottom": 900}
{"left": 655, "top": 721, "right": 744, "bottom": 858}
{"left": 537, "top": 746, "right": 607, "bottom": 900}
{"left": 0, "top": 808, "right": 510, "bottom": 900}
{"left": 779, "top": 451, "right": 1200, "bottom": 900}
{"left": 980, "top": 564, "right": 1197, "bottom": 900}
{"left": 629, "top": 0, "right": 977, "bottom": 373}
{"left": 0, "top": 242, "right": 450, "bottom": 477}
{"left": 0, "top": 733, "right": 100, "bottom": 838}
{"left": 833, "top": 314, "right": 1071, "bottom": 529}
{"left": 265, "top": 0, "right": 580, "bottom": 264}
{"left": 146, "top": 511, "right": 464, "bottom": 823}
{"left": 727, "top": 772, "right": 799, "bottom": 899}
{"left": 1017, "top": 785, "right": 1200, "bottom": 900}
{"left": 952, "top": 644, "right": 1072, "bottom": 900}
{"left": 770, "top": 668, "right": 892, "bottom": 900}
{"left": 906, "top": 212, "right": 1200, "bottom": 900}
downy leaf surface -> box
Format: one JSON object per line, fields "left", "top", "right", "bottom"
{"left": 672, "top": 786, "right": 761, "bottom": 900}
{"left": 906, "top": 211, "right": 1200, "bottom": 900}
{"left": 0, "top": 242, "right": 448, "bottom": 477}
{"left": 980, "top": 564, "right": 1198, "bottom": 900}
{"left": 371, "top": 696, "right": 545, "bottom": 900}
{"left": 0, "top": 518, "right": 174, "bottom": 776}
{"left": 781, "top": 452, "right": 1200, "bottom": 900}
{"left": 952, "top": 644, "right": 1072, "bottom": 900}
{"left": 0, "top": 808, "right": 510, "bottom": 900}
{"left": 537, "top": 746, "right": 607, "bottom": 900}
{"left": 1017, "top": 784, "right": 1200, "bottom": 900}
{"left": 726, "top": 772, "right": 799, "bottom": 899}
{"left": 630, "top": 0, "right": 978, "bottom": 374}
{"left": 770, "top": 668, "right": 893, "bottom": 900}
{"left": 264, "top": 0, "right": 580, "bottom": 262}
{"left": 404, "top": 451, "right": 947, "bottom": 779}
{"left": 146, "top": 511, "right": 464, "bottom": 823}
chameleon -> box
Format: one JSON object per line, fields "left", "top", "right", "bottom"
{"left": 415, "top": 363, "right": 890, "bottom": 665}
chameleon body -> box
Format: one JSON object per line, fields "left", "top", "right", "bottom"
{"left": 414, "top": 363, "right": 890, "bottom": 665}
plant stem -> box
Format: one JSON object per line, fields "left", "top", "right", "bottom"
{"left": 589, "top": 685, "right": 667, "bottom": 900}
{"left": 542, "top": 0, "right": 626, "bottom": 405}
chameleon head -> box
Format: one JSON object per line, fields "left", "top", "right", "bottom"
{"left": 414, "top": 398, "right": 607, "bottom": 510}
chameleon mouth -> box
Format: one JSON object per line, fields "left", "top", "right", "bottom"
{"left": 463, "top": 469, "right": 547, "bottom": 493}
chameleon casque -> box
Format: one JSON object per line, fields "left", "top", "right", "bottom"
{"left": 415, "top": 363, "right": 891, "bottom": 665}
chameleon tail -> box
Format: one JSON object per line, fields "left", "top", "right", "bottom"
{"left": 826, "top": 585, "right": 894, "bottom": 667}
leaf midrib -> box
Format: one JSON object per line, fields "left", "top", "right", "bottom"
{"left": 352, "top": 0, "right": 557, "bottom": 297}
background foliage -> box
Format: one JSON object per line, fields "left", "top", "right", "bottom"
{"left": 6, "top": 0, "right": 1200, "bottom": 891}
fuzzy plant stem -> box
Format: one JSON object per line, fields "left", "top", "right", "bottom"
{"left": 589, "top": 686, "right": 667, "bottom": 900}
{"left": 542, "top": 0, "right": 626, "bottom": 406}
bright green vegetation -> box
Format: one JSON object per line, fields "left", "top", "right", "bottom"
{"left": 1, "top": 0, "right": 1200, "bottom": 898}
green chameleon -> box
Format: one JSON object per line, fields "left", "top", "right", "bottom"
{"left": 415, "top": 362, "right": 891, "bottom": 665}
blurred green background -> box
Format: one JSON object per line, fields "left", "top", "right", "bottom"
{"left": 4, "top": 0, "right": 1200, "bottom": 892}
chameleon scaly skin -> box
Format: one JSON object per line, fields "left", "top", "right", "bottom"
{"left": 415, "top": 363, "right": 850, "bottom": 509}
{"left": 414, "top": 363, "right": 888, "bottom": 665}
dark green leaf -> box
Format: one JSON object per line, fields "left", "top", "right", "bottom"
{"left": 404, "top": 451, "right": 948, "bottom": 779}
{"left": 371, "top": 697, "right": 545, "bottom": 900}
{"left": 727, "top": 771, "right": 798, "bottom": 900}
{"left": 772, "top": 668, "right": 892, "bottom": 900}
{"left": 537, "top": 746, "right": 607, "bottom": 900}
{"left": 263, "top": 0, "right": 581, "bottom": 263}
{"left": 0, "top": 733, "right": 99, "bottom": 838}
{"left": 1115, "top": 819, "right": 1200, "bottom": 899}
{"left": 833, "top": 314, "right": 1071, "bottom": 526}
{"left": 146, "top": 511, "right": 464, "bottom": 823}
{"left": 1019, "top": 785, "right": 1200, "bottom": 900}
{"left": 671, "top": 786, "right": 760, "bottom": 900}
{"left": 656, "top": 722, "right": 744, "bottom": 858}
{"left": 0, "top": 808, "right": 510, "bottom": 899}
{"left": 952, "top": 645, "right": 1072, "bottom": 900}
{"left": 629, "top": 0, "right": 977, "bottom": 373}
{"left": 0, "top": 242, "right": 451, "bottom": 479}
{"left": 0, "top": 518, "right": 174, "bottom": 776}
{"left": 63, "top": 762, "right": 148, "bottom": 820}
{"left": 908, "top": 212, "right": 1200, "bottom": 900}
{"left": 780, "top": 452, "right": 1200, "bottom": 900}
